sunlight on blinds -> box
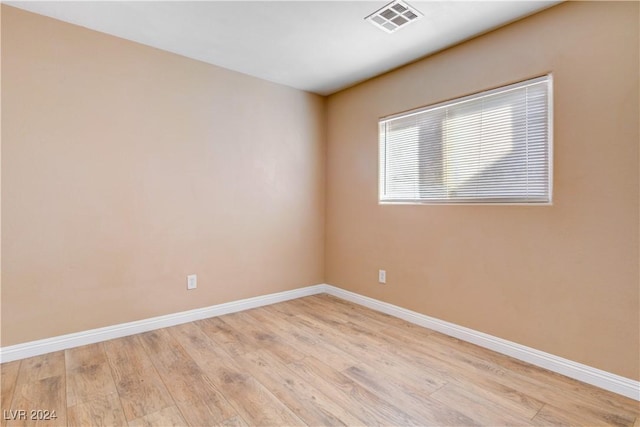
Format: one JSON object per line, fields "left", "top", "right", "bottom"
{"left": 379, "top": 75, "right": 551, "bottom": 204}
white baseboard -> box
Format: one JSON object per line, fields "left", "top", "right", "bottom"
{"left": 2, "top": 283, "right": 638, "bottom": 401}
{"left": 0, "top": 284, "right": 327, "bottom": 364}
{"left": 322, "top": 285, "right": 640, "bottom": 401}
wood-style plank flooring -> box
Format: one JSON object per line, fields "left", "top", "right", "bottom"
{"left": 1, "top": 294, "right": 639, "bottom": 426}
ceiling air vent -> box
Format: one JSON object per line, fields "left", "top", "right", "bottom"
{"left": 365, "top": 0, "right": 423, "bottom": 33}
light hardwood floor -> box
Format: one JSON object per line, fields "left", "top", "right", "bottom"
{"left": 1, "top": 294, "right": 639, "bottom": 426}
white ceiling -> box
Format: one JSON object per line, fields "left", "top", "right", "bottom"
{"left": 6, "top": 1, "right": 561, "bottom": 95}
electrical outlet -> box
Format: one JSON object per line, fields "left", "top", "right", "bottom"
{"left": 187, "top": 274, "right": 197, "bottom": 290}
{"left": 378, "top": 269, "right": 386, "bottom": 284}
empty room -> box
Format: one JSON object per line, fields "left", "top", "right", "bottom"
{"left": 1, "top": 1, "right": 639, "bottom": 426}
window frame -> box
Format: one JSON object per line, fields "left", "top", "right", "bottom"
{"left": 378, "top": 74, "right": 554, "bottom": 206}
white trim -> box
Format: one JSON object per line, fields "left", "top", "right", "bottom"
{"left": 1, "top": 283, "right": 637, "bottom": 401}
{"left": 0, "top": 284, "right": 327, "bottom": 363}
{"left": 322, "top": 285, "right": 640, "bottom": 401}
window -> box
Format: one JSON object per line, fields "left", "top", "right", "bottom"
{"left": 379, "top": 75, "right": 552, "bottom": 204}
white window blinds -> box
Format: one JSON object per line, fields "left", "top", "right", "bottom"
{"left": 379, "top": 75, "right": 552, "bottom": 204}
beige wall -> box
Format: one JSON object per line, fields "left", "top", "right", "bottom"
{"left": 325, "top": 1, "right": 639, "bottom": 380}
{"left": 1, "top": 6, "right": 325, "bottom": 346}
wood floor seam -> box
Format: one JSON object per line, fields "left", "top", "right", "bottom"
{"left": 138, "top": 338, "right": 191, "bottom": 427}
